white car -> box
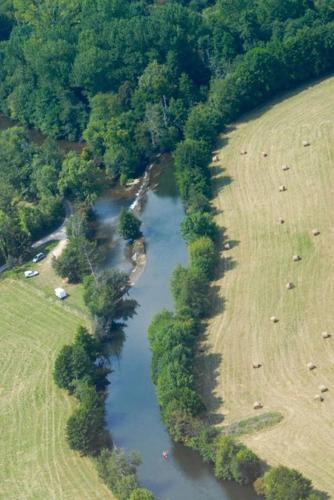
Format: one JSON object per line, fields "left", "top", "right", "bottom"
{"left": 32, "top": 252, "right": 46, "bottom": 263}
{"left": 24, "top": 270, "right": 39, "bottom": 278}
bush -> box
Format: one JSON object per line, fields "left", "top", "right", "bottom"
{"left": 118, "top": 208, "right": 142, "bottom": 241}
{"left": 262, "top": 465, "right": 313, "bottom": 499}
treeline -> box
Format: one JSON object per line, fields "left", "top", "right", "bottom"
{"left": 53, "top": 325, "right": 154, "bottom": 499}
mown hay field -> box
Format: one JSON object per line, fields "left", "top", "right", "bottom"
{"left": 0, "top": 277, "right": 112, "bottom": 499}
{"left": 203, "top": 75, "right": 334, "bottom": 495}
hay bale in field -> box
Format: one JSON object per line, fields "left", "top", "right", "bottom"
{"left": 319, "top": 384, "right": 328, "bottom": 393}
{"left": 240, "top": 150, "right": 247, "bottom": 155}
{"left": 279, "top": 185, "right": 287, "bottom": 192}
{"left": 212, "top": 155, "right": 219, "bottom": 162}
{"left": 278, "top": 218, "right": 285, "bottom": 224}
{"left": 262, "top": 151, "right": 268, "bottom": 157}
{"left": 314, "top": 394, "right": 324, "bottom": 402}
{"left": 322, "top": 331, "right": 331, "bottom": 339}
{"left": 253, "top": 401, "right": 263, "bottom": 410}
{"left": 224, "top": 242, "right": 231, "bottom": 250}
{"left": 253, "top": 363, "right": 262, "bottom": 369}
{"left": 282, "top": 164, "right": 290, "bottom": 171}
{"left": 293, "top": 255, "right": 301, "bottom": 262}
{"left": 312, "top": 228, "right": 320, "bottom": 236}
{"left": 270, "top": 316, "right": 279, "bottom": 323}
{"left": 307, "top": 362, "right": 316, "bottom": 370}
{"left": 303, "top": 140, "right": 310, "bottom": 147}
{"left": 286, "top": 282, "right": 294, "bottom": 290}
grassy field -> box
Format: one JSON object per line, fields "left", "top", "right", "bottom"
{"left": 0, "top": 256, "right": 112, "bottom": 498}
{"left": 202, "top": 75, "right": 334, "bottom": 495}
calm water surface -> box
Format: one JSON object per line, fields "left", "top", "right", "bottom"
{"left": 95, "top": 165, "right": 258, "bottom": 500}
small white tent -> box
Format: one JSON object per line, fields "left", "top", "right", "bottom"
{"left": 54, "top": 287, "right": 67, "bottom": 300}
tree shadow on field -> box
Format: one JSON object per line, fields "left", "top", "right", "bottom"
{"left": 196, "top": 349, "right": 225, "bottom": 425}
{"left": 211, "top": 166, "right": 233, "bottom": 195}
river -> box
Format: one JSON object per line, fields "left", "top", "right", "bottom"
{"left": 94, "top": 162, "right": 258, "bottom": 500}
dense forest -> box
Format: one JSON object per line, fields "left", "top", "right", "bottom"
{"left": 1, "top": 0, "right": 334, "bottom": 263}
{"left": 1, "top": 1, "right": 334, "bottom": 497}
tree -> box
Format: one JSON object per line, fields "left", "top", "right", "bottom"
{"left": 185, "top": 103, "right": 220, "bottom": 144}
{"left": 96, "top": 448, "right": 142, "bottom": 499}
{"left": 171, "top": 265, "right": 211, "bottom": 318}
{"left": 53, "top": 236, "right": 98, "bottom": 283}
{"left": 66, "top": 402, "right": 105, "bottom": 455}
{"left": 189, "top": 236, "right": 217, "bottom": 278}
{"left": 58, "top": 152, "right": 101, "bottom": 204}
{"left": 262, "top": 465, "right": 313, "bottom": 499}
{"left": 53, "top": 344, "right": 74, "bottom": 391}
{"left": 84, "top": 270, "right": 137, "bottom": 337}
{"left": 180, "top": 211, "right": 218, "bottom": 243}
{"left": 231, "top": 446, "right": 261, "bottom": 485}
{"left": 118, "top": 208, "right": 142, "bottom": 241}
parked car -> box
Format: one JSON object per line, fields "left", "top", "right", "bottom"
{"left": 24, "top": 270, "right": 39, "bottom": 278}
{"left": 32, "top": 252, "right": 46, "bottom": 263}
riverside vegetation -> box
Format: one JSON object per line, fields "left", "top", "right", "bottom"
{"left": 2, "top": 0, "right": 334, "bottom": 497}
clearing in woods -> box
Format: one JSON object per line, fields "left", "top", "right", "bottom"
{"left": 0, "top": 272, "right": 112, "bottom": 499}
{"left": 203, "top": 75, "right": 334, "bottom": 495}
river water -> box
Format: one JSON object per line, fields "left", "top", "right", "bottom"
{"left": 94, "top": 163, "right": 258, "bottom": 500}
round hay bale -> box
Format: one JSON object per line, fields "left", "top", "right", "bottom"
{"left": 253, "top": 401, "right": 263, "bottom": 410}
{"left": 314, "top": 394, "right": 324, "bottom": 402}
{"left": 293, "top": 255, "right": 301, "bottom": 262}
{"left": 270, "top": 316, "right": 279, "bottom": 323}
{"left": 279, "top": 185, "right": 287, "bottom": 192}
{"left": 262, "top": 152, "right": 268, "bottom": 157}
{"left": 240, "top": 150, "right": 247, "bottom": 155}
{"left": 278, "top": 218, "right": 285, "bottom": 224}
{"left": 282, "top": 165, "right": 290, "bottom": 171}
{"left": 224, "top": 242, "right": 231, "bottom": 250}
{"left": 322, "top": 331, "right": 331, "bottom": 339}
{"left": 307, "top": 362, "right": 316, "bottom": 370}
{"left": 303, "top": 140, "right": 310, "bottom": 147}
{"left": 312, "top": 228, "right": 320, "bottom": 236}
{"left": 252, "top": 363, "right": 262, "bottom": 369}
{"left": 286, "top": 282, "right": 294, "bottom": 290}
{"left": 319, "top": 384, "right": 328, "bottom": 393}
